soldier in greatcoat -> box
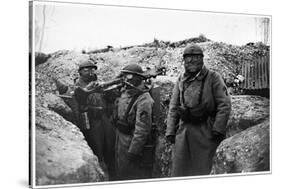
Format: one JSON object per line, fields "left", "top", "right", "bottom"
{"left": 114, "top": 64, "right": 155, "bottom": 180}
{"left": 166, "top": 44, "right": 231, "bottom": 177}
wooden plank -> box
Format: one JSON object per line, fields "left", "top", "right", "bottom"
{"left": 254, "top": 59, "right": 258, "bottom": 89}
{"left": 263, "top": 55, "right": 268, "bottom": 88}
{"left": 257, "top": 58, "right": 262, "bottom": 89}
{"left": 242, "top": 62, "right": 246, "bottom": 89}
{"left": 266, "top": 53, "right": 270, "bottom": 88}
{"left": 257, "top": 57, "right": 261, "bottom": 89}
{"left": 250, "top": 62, "right": 253, "bottom": 89}
{"left": 246, "top": 62, "right": 250, "bottom": 89}
{"left": 259, "top": 57, "right": 263, "bottom": 89}
{"left": 261, "top": 56, "right": 266, "bottom": 89}
{"left": 256, "top": 57, "right": 260, "bottom": 89}
{"left": 264, "top": 55, "right": 268, "bottom": 88}
{"left": 263, "top": 56, "right": 266, "bottom": 88}
{"left": 241, "top": 62, "right": 245, "bottom": 88}
{"left": 251, "top": 61, "right": 255, "bottom": 89}
{"left": 245, "top": 62, "right": 249, "bottom": 89}
{"left": 260, "top": 57, "right": 264, "bottom": 89}
{"left": 267, "top": 53, "right": 271, "bottom": 88}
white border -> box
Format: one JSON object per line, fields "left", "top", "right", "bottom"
{"left": 33, "top": 0, "right": 271, "bottom": 17}
{"left": 31, "top": 1, "right": 36, "bottom": 187}
{"left": 31, "top": 171, "right": 272, "bottom": 189}
{"left": 29, "top": 0, "right": 273, "bottom": 189}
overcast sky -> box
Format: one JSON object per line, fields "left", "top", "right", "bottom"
{"left": 33, "top": 1, "right": 270, "bottom": 53}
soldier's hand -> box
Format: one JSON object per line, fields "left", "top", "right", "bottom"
{"left": 53, "top": 78, "right": 68, "bottom": 94}
{"left": 127, "top": 152, "right": 141, "bottom": 162}
{"left": 211, "top": 130, "right": 225, "bottom": 143}
{"left": 166, "top": 135, "right": 175, "bottom": 144}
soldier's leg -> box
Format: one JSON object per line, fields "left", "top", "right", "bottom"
{"left": 186, "top": 123, "right": 220, "bottom": 176}
{"left": 172, "top": 125, "right": 192, "bottom": 177}
{"left": 115, "top": 130, "right": 132, "bottom": 180}
{"left": 88, "top": 119, "right": 105, "bottom": 162}
{"left": 103, "top": 116, "right": 116, "bottom": 180}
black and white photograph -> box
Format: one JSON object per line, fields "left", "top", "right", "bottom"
{"left": 28, "top": 0, "right": 272, "bottom": 188}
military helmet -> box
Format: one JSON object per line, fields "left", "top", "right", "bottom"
{"left": 120, "top": 63, "right": 145, "bottom": 77}
{"left": 183, "top": 44, "right": 204, "bottom": 57}
{"left": 78, "top": 60, "right": 97, "bottom": 71}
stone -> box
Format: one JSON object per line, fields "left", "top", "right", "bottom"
{"left": 35, "top": 107, "right": 105, "bottom": 185}
{"left": 211, "top": 120, "right": 270, "bottom": 174}
{"left": 42, "top": 93, "right": 74, "bottom": 123}
{"left": 226, "top": 95, "right": 269, "bottom": 137}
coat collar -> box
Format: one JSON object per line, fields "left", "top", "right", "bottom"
{"left": 124, "top": 84, "right": 147, "bottom": 97}
{"left": 75, "top": 77, "right": 90, "bottom": 87}
{"left": 126, "top": 88, "right": 139, "bottom": 96}
{"left": 181, "top": 65, "right": 208, "bottom": 82}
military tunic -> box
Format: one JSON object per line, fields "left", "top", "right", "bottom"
{"left": 115, "top": 89, "right": 154, "bottom": 180}
{"left": 166, "top": 66, "right": 231, "bottom": 177}
{"left": 74, "top": 78, "right": 116, "bottom": 180}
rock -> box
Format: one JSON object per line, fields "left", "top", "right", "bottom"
{"left": 35, "top": 51, "right": 108, "bottom": 184}
{"left": 42, "top": 93, "right": 74, "bottom": 123}
{"left": 226, "top": 95, "right": 269, "bottom": 137}
{"left": 211, "top": 120, "right": 270, "bottom": 174}
{"left": 35, "top": 107, "right": 105, "bottom": 185}
{"left": 153, "top": 136, "right": 173, "bottom": 177}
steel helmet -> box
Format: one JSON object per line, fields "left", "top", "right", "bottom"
{"left": 120, "top": 63, "right": 145, "bottom": 77}
{"left": 78, "top": 60, "right": 97, "bottom": 71}
{"left": 183, "top": 44, "right": 204, "bottom": 57}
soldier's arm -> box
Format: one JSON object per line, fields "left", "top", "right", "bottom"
{"left": 53, "top": 78, "right": 69, "bottom": 95}
{"left": 128, "top": 96, "right": 153, "bottom": 155}
{"left": 212, "top": 72, "right": 232, "bottom": 135}
{"left": 165, "top": 77, "right": 181, "bottom": 137}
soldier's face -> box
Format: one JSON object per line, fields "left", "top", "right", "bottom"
{"left": 183, "top": 54, "right": 203, "bottom": 73}
{"left": 123, "top": 74, "right": 142, "bottom": 88}
{"left": 80, "top": 68, "right": 97, "bottom": 81}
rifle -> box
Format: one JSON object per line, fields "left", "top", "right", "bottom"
{"left": 76, "top": 66, "right": 166, "bottom": 95}
{"left": 79, "top": 78, "right": 124, "bottom": 93}
{"left": 55, "top": 66, "right": 166, "bottom": 126}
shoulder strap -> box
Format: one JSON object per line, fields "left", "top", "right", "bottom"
{"left": 198, "top": 71, "right": 208, "bottom": 104}
{"left": 181, "top": 71, "right": 208, "bottom": 106}
{"left": 124, "top": 91, "right": 143, "bottom": 120}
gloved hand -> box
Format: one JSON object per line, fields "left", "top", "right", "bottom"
{"left": 177, "top": 106, "right": 188, "bottom": 117}
{"left": 177, "top": 106, "right": 191, "bottom": 122}
{"left": 166, "top": 135, "right": 176, "bottom": 144}
{"left": 127, "top": 152, "right": 141, "bottom": 162}
{"left": 53, "top": 78, "right": 68, "bottom": 94}
{"left": 211, "top": 130, "right": 225, "bottom": 143}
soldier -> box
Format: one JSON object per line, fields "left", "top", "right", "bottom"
{"left": 165, "top": 44, "right": 231, "bottom": 177}
{"left": 58, "top": 60, "right": 116, "bottom": 180}
{"left": 114, "top": 64, "right": 154, "bottom": 180}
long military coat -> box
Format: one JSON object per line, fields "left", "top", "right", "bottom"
{"left": 115, "top": 88, "right": 154, "bottom": 180}
{"left": 166, "top": 66, "right": 231, "bottom": 177}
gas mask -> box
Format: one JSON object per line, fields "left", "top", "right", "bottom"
{"left": 123, "top": 74, "right": 143, "bottom": 89}
{"left": 183, "top": 54, "right": 204, "bottom": 75}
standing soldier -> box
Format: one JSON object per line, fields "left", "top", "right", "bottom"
{"left": 165, "top": 44, "right": 231, "bottom": 177}
{"left": 56, "top": 59, "right": 116, "bottom": 180}
{"left": 114, "top": 64, "right": 154, "bottom": 180}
